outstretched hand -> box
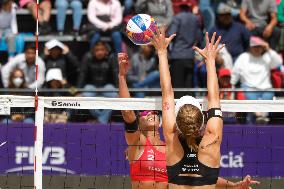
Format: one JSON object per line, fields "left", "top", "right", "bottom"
{"left": 193, "top": 32, "right": 225, "bottom": 62}
{"left": 118, "top": 53, "right": 130, "bottom": 77}
{"left": 147, "top": 25, "right": 176, "bottom": 53}
{"left": 233, "top": 175, "right": 260, "bottom": 189}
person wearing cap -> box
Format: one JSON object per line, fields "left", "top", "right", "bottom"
{"left": 240, "top": 0, "right": 280, "bottom": 49}
{"left": 44, "top": 68, "right": 69, "bottom": 123}
{"left": 231, "top": 36, "right": 283, "bottom": 123}
{"left": 43, "top": 39, "right": 79, "bottom": 85}
{"left": 167, "top": 1, "right": 202, "bottom": 97}
{"left": 218, "top": 68, "right": 232, "bottom": 99}
{"left": 1, "top": 43, "right": 46, "bottom": 89}
{"left": 218, "top": 68, "right": 245, "bottom": 100}
{"left": 44, "top": 68, "right": 66, "bottom": 93}
{"left": 209, "top": 2, "right": 250, "bottom": 61}
{"left": 150, "top": 24, "right": 260, "bottom": 187}
{"left": 118, "top": 51, "right": 259, "bottom": 189}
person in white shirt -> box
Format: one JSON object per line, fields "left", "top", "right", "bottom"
{"left": 87, "top": 0, "right": 123, "bottom": 53}
{"left": 231, "top": 36, "right": 283, "bottom": 123}
{"left": 1, "top": 43, "right": 46, "bottom": 89}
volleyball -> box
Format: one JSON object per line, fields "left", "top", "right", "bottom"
{"left": 126, "top": 14, "right": 158, "bottom": 45}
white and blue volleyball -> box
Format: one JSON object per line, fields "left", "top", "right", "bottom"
{"left": 126, "top": 14, "right": 157, "bottom": 45}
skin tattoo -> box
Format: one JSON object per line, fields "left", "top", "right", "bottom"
{"left": 163, "top": 102, "right": 170, "bottom": 111}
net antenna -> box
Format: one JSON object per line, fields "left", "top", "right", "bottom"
{"left": 34, "top": 0, "right": 44, "bottom": 188}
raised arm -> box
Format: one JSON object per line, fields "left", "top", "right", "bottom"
{"left": 118, "top": 53, "right": 140, "bottom": 145}
{"left": 148, "top": 27, "right": 176, "bottom": 139}
{"left": 194, "top": 32, "right": 222, "bottom": 109}
{"left": 193, "top": 32, "right": 224, "bottom": 141}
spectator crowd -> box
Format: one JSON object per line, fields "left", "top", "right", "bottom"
{"left": 0, "top": 0, "right": 283, "bottom": 124}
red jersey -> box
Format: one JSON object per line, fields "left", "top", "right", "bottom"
{"left": 130, "top": 138, "right": 168, "bottom": 182}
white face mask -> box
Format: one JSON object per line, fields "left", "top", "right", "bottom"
{"left": 12, "top": 77, "right": 24, "bottom": 88}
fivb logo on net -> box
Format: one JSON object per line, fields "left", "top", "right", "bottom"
{"left": 5, "top": 146, "right": 75, "bottom": 174}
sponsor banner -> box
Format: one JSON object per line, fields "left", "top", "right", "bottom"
{"left": 0, "top": 123, "right": 283, "bottom": 177}
{"left": 43, "top": 97, "right": 284, "bottom": 112}
{"left": 43, "top": 97, "right": 162, "bottom": 110}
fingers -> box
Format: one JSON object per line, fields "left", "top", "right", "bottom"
{"left": 145, "top": 35, "right": 156, "bottom": 47}
{"left": 210, "top": 32, "right": 216, "bottom": 48}
{"left": 156, "top": 25, "right": 162, "bottom": 36}
{"left": 250, "top": 180, "right": 260, "bottom": 185}
{"left": 243, "top": 175, "right": 260, "bottom": 185}
{"left": 193, "top": 46, "right": 206, "bottom": 58}
{"left": 205, "top": 32, "right": 210, "bottom": 48}
{"left": 149, "top": 29, "right": 158, "bottom": 44}
{"left": 167, "top": 33, "right": 176, "bottom": 43}
{"left": 160, "top": 25, "right": 166, "bottom": 37}
{"left": 214, "top": 36, "right": 222, "bottom": 49}
{"left": 217, "top": 44, "right": 226, "bottom": 53}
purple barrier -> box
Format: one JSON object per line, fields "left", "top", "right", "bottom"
{"left": 0, "top": 123, "right": 284, "bottom": 177}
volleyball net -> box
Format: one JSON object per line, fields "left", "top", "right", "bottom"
{"left": 0, "top": 95, "right": 284, "bottom": 189}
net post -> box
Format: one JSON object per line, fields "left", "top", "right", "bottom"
{"left": 34, "top": 98, "right": 44, "bottom": 189}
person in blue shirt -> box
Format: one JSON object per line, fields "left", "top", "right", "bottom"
{"left": 209, "top": 3, "right": 250, "bottom": 61}
{"left": 167, "top": 2, "right": 202, "bottom": 97}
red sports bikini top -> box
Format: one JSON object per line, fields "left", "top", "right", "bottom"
{"left": 130, "top": 138, "right": 168, "bottom": 182}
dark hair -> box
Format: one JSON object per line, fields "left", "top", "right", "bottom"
{"left": 176, "top": 104, "right": 203, "bottom": 151}
{"left": 179, "top": 4, "right": 192, "bottom": 12}
{"left": 92, "top": 41, "right": 110, "bottom": 52}
{"left": 24, "top": 43, "right": 36, "bottom": 52}
{"left": 0, "top": 0, "right": 12, "bottom": 10}
{"left": 8, "top": 67, "right": 27, "bottom": 89}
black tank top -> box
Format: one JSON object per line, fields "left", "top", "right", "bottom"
{"left": 166, "top": 137, "right": 220, "bottom": 186}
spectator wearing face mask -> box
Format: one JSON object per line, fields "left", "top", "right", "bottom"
{"left": 2, "top": 67, "right": 34, "bottom": 123}
{"left": 8, "top": 68, "right": 26, "bottom": 89}
{"left": 1, "top": 43, "right": 46, "bottom": 89}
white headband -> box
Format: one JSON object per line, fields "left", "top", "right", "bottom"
{"left": 175, "top": 96, "right": 205, "bottom": 126}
